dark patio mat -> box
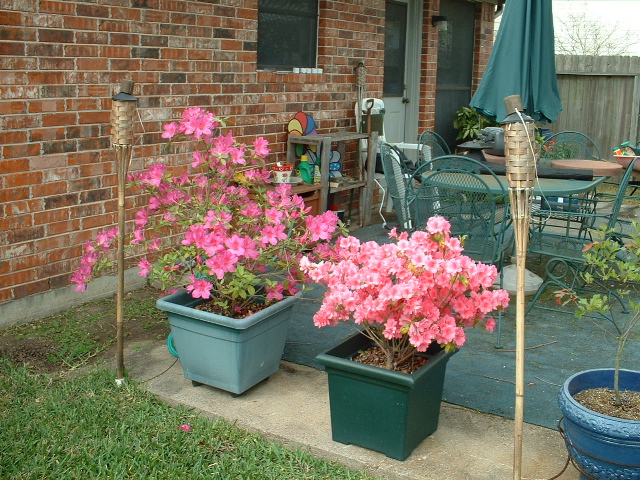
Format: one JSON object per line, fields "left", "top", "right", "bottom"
{"left": 282, "top": 221, "right": 640, "bottom": 430}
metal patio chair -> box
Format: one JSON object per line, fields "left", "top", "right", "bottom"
{"left": 540, "top": 131, "right": 603, "bottom": 162}
{"left": 417, "top": 130, "right": 451, "bottom": 164}
{"left": 527, "top": 157, "right": 638, "bottom": 316}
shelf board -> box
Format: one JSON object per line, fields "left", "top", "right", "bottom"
{"left": 329, "top": 180, "right": 367, "bottom": 193}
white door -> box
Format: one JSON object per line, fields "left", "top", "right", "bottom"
{"left": 383, "top": 0, "right": 421, "bottom": 144}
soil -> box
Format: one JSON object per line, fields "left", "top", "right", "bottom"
{"left": 0, "top": 286, "right": 170, "bottom": 375}
{"left": 352, "top": 345, "right": 429, "bottom": 374}
{"left": 574, "top": 388, "right": 640, "bottom": 421}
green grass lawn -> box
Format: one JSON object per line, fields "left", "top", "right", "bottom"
{"left": 0, "top": 360, "right": 378, "bottom": 480}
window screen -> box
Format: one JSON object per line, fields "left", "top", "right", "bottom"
{"left": 258, "top": 0, "right": 318, "bottom": 70}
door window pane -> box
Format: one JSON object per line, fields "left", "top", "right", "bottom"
{"left": 384, "top": 1, "right": 407, "bottom": 95}
{"left": 258, "top": 0, "right": 318, "bottom": 70}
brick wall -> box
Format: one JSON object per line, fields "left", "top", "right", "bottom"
{"left": 0, "top": 0, "right": 491, "bottom": 315}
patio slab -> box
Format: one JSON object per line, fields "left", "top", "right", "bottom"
{"left": 126, "top": 339, "right": 579, "bottom": 480}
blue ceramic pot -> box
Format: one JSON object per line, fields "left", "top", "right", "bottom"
{"left": 558, "top": 369, "right": 640, "bottom": 480}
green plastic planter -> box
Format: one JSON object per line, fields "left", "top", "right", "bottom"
{"left": 316, "top": 332, "right": 455, "bottom": 460}
{"left": 156, "top": 290, "right": 295, "bottom": 395}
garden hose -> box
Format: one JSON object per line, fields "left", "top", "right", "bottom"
{"left": 166, "top": 333, "right": 179, "bottom": 358}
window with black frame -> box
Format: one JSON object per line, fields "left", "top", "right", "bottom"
{"left": 257, "top": 0, "right": 318, "bottom": 70}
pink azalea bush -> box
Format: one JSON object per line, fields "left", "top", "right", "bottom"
{"left": 73, "top": 106, "right": 342, "bottom": 317}
{"left": 300, "top": 217, "right": 510, "bottom": 370}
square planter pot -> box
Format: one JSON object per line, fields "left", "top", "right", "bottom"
{"left": 316, "top": 332, "right": 455, "bottom": 460}
{"left": 156, "top": 290, "right": 296, "bottom": 395}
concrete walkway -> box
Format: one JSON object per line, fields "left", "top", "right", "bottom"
{"left": 125, "top": 339, "right": 579, "bottom": 480}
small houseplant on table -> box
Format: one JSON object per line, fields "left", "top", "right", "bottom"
{"left": 300, "top": 217, "right": 510, "bottom": 460}
{"left": 558, "top": 223, "right": 640, "bottom": 479}
{"left": 73, "top": 106, "right": 341, "bottom": 395}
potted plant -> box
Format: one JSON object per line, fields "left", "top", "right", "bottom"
{"left": 300, "top": 217, "right": 510, "bottom": 460}
{"left": 72, "top": 106, "right": 342, "bottom": 395}
{"left": 452, "top": 106, "right": 497, "bottom": 142}
{"left": 557, "top": 224, "right": 640, "bottom": 479}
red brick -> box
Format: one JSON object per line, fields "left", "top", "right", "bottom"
{"left": 9, "top": 253, "right": 44, "bottom": 272}
{"left": 64, "top": 15, "right": 98, "bottom": 30}
{"left": 76, "top": 57, "right": 109, "bottom": 71}
{"left": 47, "top": 219, "right": 81, "bottom": 236}
{"left": 40, "top": 1, "right": 75, "bottom": 15}
{"left": 6, "top": 199, "right": 44, "bottom": 216}
{"left": 38, "top": 28, "right": 74, "bottom": 43}
{"left": 13, "top": 279, "right": 51, "bottom": 300}
{"left": 39, "top": 57, "right": 75, "bottom": 70}
{"left": 28, "top": 99, "right": 65, "bottom": 113}
{"left": 64, "top": 44, "right": 100, "bottom": 58}
{"left": 78, "top": 110, "right": 109, "bottom": 125}
{"left": 0, "top": 100, "right": 27, "bottom": 115}
{"left": 42, "top": 112, "right": 76, "bottom": 127}
{"left": 0, "top": 270, "right": 37, "bottom": 290}
{"left": 77, "top": 3, "right": 110, "bottom": 18}
{"left": 0, "top": 186, "right": 29, "bottom": 203}
{"left": 29, "top": 127, "right": 65, "bottom": 142}
{"left": 111, "top": 6, "right": 141, "bottom": 21}
{"left": 99, "top": 20, "right": 131, "bottom": 33}
{"left": 0, "top": 70, "right": 27, "bottom": 85}
{"left": 31, "top": 181, "right": 69, "bottom": 199}
{"left": 0, "top": 288, "right": 13, "bottom": 303}
{"left": 81, "top": 212, "right": 117, "bottom": 230}
{"left": 2, "top": 143, "right": 40, "bottom": 159}
{"left": 0, "top": 41, "right": 25, "bottom": 55}
{"left": 0, "top": 130, "right": 28, "bottom": 146}
{"left": 0, "top": 25, "right": 36, "bottom": 41}
{"left": 0, "top": 11, "right": 23, "bottom": 25}
{"left": 27, "top": 70, "right": 65, "bottom": 84}
{"left": 4, "top": 169, "right": 43, "bottom": 187}
{"left": 76, "top": 30, "right": 109, "bottom": 44}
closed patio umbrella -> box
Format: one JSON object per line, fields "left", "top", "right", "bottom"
{"left": 470, "top": 0, "right": 562, "bottom": 123}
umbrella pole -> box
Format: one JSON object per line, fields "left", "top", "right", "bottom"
{"left": 503, "top": 95, "right": 535, "bottom": 480}
{"left": 111, "top": 80, "right": 137, "bottom": 385}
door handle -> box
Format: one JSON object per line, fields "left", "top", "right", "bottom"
{"left": 402, "top": 97, "right": 410, "bottom": 104}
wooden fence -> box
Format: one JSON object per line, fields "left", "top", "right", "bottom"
{"left": 553, "top": 55, "right": 640, "bottom": 156}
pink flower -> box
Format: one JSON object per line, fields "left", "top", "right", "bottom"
{"left": 186, "top": 275, "right": 213, "bottom": 299}
{"left": 161, "top": 122, "right": 179, "bottom": 139}
{"left": 135, "top": 209, "right": 148, "bottom": 228}
{"left": 143, "top": 163, "right": 167, "bottom": 187}
{"left": 302, "top": 218, "right": 510, "bottom": 367}
{"left": 138, "top": 258, "right": 153, "bottom": 277}
{"left": 253, "top": 137, "right": 270, "bottom": 157}
{"left": 178, "top": 424, "right": 192, "bottom": 432}
{"left": 73, "top": 106, "right": 342, "bottom": 317}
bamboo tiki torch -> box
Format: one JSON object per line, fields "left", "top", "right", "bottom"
{"left": 110, "top": 80, "right": 137, "bottom": 385}
{"left": 503, "top": 95, "right": 535, "bottom": 480}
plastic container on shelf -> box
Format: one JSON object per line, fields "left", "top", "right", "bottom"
{"left": 298, "top": 155, "right": 313, "bottom": 184}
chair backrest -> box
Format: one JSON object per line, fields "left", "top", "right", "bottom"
{"left": 607, "top": 157, "right": 637, "bottom": 232}
{"left": 408, "top": 156, "right": 511, "bottom": 265}
{"left": 379, "top": 142, "right": 414, "bottom": 230}
{"left": 417, "top": 130, "right": 451, "bottom": 163}
{"left": 541, "top": 131, "right": 602, "bottom": 161}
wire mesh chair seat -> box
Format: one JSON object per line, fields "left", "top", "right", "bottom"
{"left": 417, "top": 130, "right": 451, "bottom": 165}
{"left": 527, "top": 157, "right": 638, "bottom": 316}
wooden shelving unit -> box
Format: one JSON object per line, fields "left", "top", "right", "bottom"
{"left": 286, "top": 131, "right": 378, "bottom": 226}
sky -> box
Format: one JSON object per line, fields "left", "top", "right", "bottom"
{"left": 552, "top": 0, "right": 640, "bottom": 55}
{"left": 496, "top": 0, "right": 640, "bottom": 56}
